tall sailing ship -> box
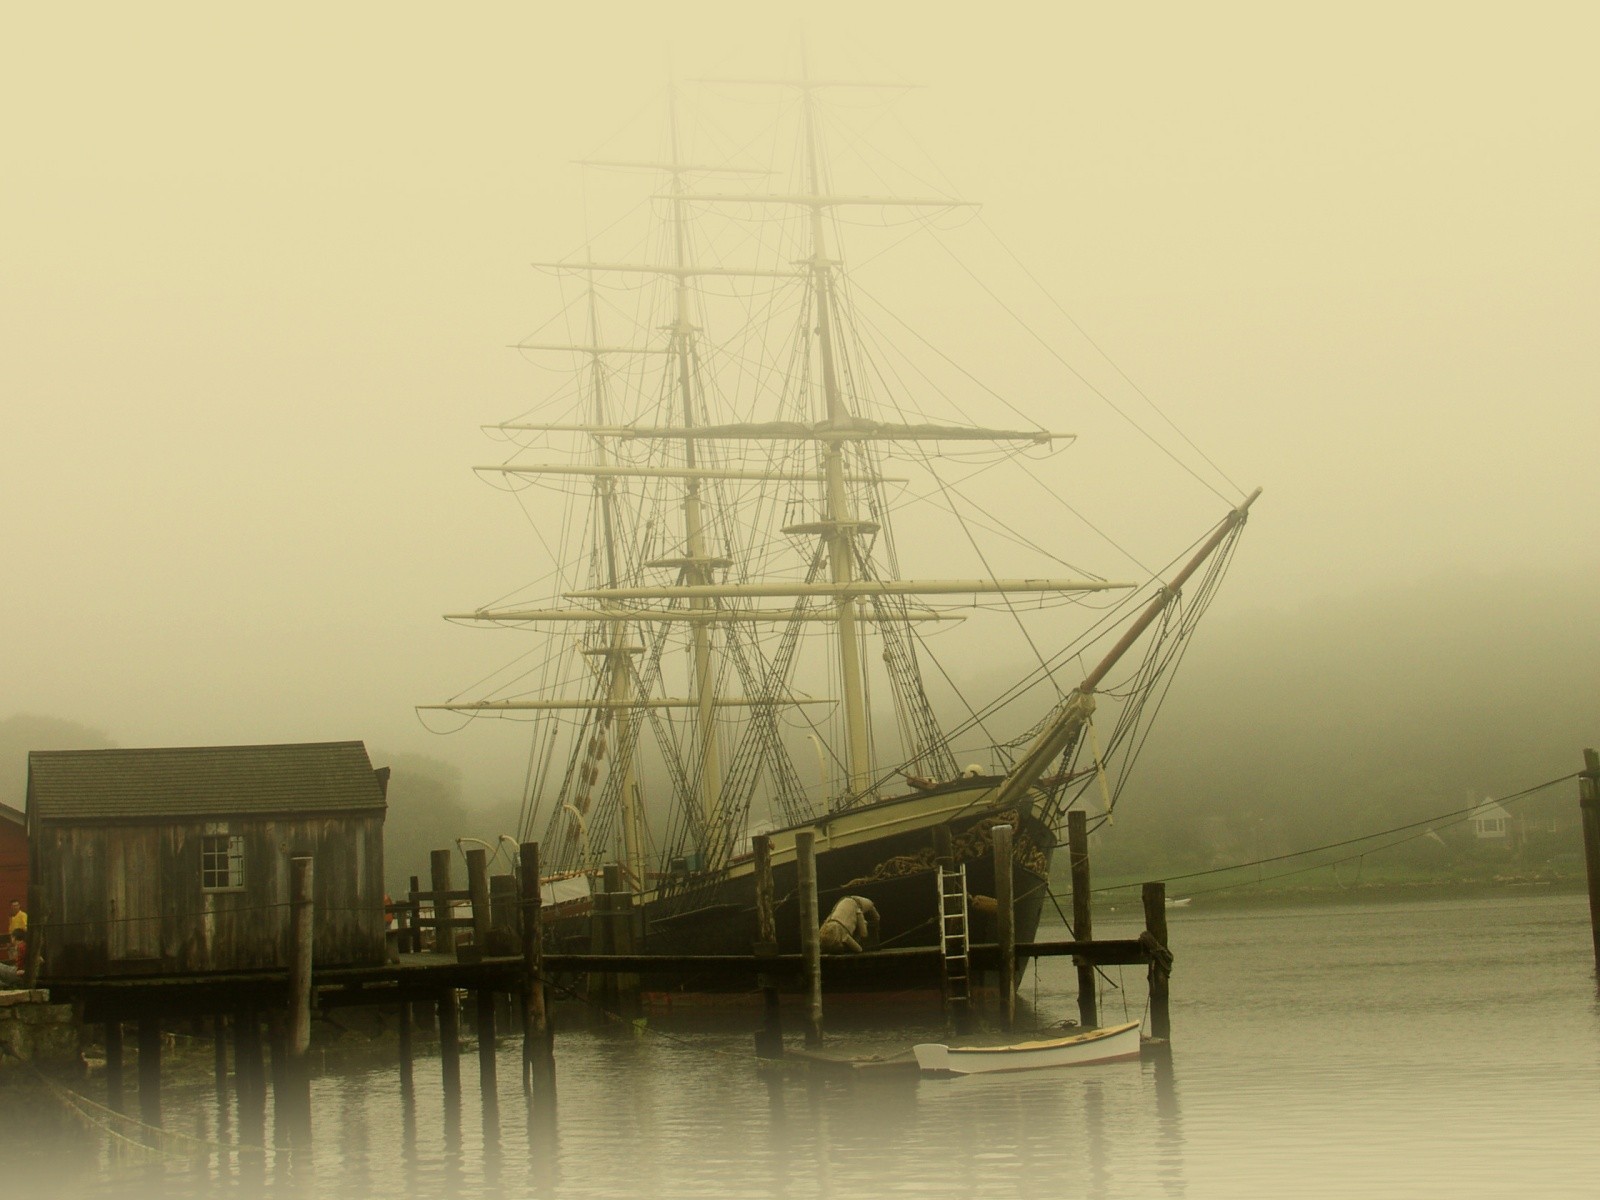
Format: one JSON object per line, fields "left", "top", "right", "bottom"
{"left": 423, "top": 74, "right": 1258, "bottom": 994}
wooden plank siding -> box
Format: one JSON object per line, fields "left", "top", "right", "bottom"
{"left": 40, "top": 813, "right": 385, "bottom": 977}
{"left": 28, "top": 741, "right": 388, "bottom": 980}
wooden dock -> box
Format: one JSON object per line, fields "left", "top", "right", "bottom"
{"left": 36, "top": 832, "right": 1176, "bottom": 1144}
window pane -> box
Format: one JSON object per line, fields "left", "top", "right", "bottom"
{"left": 202, "top": 835, "right": 245, "bottom": 890}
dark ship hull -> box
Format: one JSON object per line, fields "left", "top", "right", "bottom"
{"left": 548, "top": 778, "right": 1058, "bottom": 997}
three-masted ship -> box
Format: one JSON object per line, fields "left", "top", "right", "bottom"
{"left": 423, "top": 74, "right": 1257, "bottom": 995}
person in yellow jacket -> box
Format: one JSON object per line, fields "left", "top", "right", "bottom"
{"left": 7, "top": 900, "right": 25, "bottom": 966}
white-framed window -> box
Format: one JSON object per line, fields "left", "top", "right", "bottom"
{"left": 201, "top": 834, "right": 246, "bottom": 890}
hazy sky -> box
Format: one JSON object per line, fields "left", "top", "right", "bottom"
{"left": 5, "top": 3, "right": 1596, "bottom": 809}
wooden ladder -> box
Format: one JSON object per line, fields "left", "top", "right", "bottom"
{"left": 937, "top": 863, "right": 971, "bottom": 1011}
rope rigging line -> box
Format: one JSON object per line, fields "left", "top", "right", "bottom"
{"left": 929, "top": 232, "right": 1236, "bottom": 508}
{"left": 975, "top": 213, "right": 1246, "bottom": 500}
{"left": 1093, "top": 771, "right": 1584, "bottom": 898}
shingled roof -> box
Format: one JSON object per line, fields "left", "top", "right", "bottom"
{"left": 26, "top": 741, "right": 388, "bottom": 822}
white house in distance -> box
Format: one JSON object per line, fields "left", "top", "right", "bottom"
{"left": 1469, "top": 798, "right": 1514, "bottom": 842}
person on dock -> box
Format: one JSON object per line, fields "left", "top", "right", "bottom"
{"left": 819, "top": 895, "right": 879, "bottom": 953}
{"left": 7, "top": 900, "right": 24, "bottom": 965}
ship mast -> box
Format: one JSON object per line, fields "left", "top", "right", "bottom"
{"left": 797, "top": 78, "right": 874, "bottom": 798}
{"left": 582, "top": 273, "right": 648, "bottom": 891}
{"left": 662, "top": 84, "right": 725, "bottom": 846}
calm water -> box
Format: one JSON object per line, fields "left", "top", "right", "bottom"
{"left": 22, "top": 890, "right": 1600, "bottom": 1199}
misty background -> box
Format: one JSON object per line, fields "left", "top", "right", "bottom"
{"left": 4, "top": 3, "right": 1596, "bottom": 888}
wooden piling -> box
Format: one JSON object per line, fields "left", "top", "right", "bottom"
{"left": 278, "top": 855, "right": 315, "bottom": 1144}
{"left": 438, "top": 987, "right": 461, "bottom": 1102}
{"left": 1580, "top": 749, "right": 1600, "bottom": 975}
{"left": 288, "top": 856, "right": 314, "bottom": 1055}
{"left": 213, "top": 1014, "right": 228, "bottom": 1099}
{"left": 233, "top": 1012, "right": 266, "bottom": 1144}
{"left": 137, "top": 1013, "right": 162, "bottom": 1127}
{"left": 104, "top": 1018, "right": 124, "bottom": 1113}
{"left": 1142, "top": 881, "right": 1172, "bottom": 1041}
{"left": 430, "top": 849, "right": 456, "bottom": 957}
{"left": 933, "top": 824, "right": 954, "bottom": 869}
{"left": 796, "top": 830, "right": 822, "bottom": 1047}
{"left": 609, "top": 886, "right": 640, "bottom": 1012}
{"left": 267, "top": 1023, "right": 290, "bottom": 1143}
{"left": 752, "top": 834, "right": 783, "bottom": 1058}
{"left": 993, "top": 823, "right": 1016, "bottom": 1031}
{"left": 490, "top": 872, "right": 518, "bottom": 953}
{"left": 1069, "top": 809, "right": 1098, "bottom": 1028}
{"left": 519, "top": 841, "right": 553, "bottom": 1094}
{"left": 398, "top": 1000, "right": 414, "bottom": 1093}
{"left": 466, "top": 848, "right": 493, "bottom": 957}
{"left": 408, "top": 874, "right": 423, "bottom": 952}
{"left": 476, "top": 986, "right": 497, "bottom": 1098}
{"left": 590, "top": 869, "right": 618, "bottom": 1009}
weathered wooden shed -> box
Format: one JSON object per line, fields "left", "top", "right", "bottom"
{"left": 0, "top": 802, "right": 27, "bottom": 914}
{"left": 26, "top": 741, "right": 388, "bottom": 978}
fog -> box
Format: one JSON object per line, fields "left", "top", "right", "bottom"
{"left": 4, "top": 2, "right": 1596, "bottom": 829}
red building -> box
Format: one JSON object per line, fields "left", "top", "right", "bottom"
{"left": 0, "top": 803, "right": 26, "bottom": 912}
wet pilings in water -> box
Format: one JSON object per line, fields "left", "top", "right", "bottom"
{"left": 1069, "top": 810, "right": 1099, "bottom": 1029}
{"left": 520, "top": 840, "right": 555, "bottom": 1099}
{"left": 993, "top": 823, "right": 1016, "bottom": 1031}
{"left": 1142, "top": 881, "right": 1172, "bottom": 1041}
{"left": 137, "top": 1013, "right": 161, "bottom": 1126}
{"left": 751, "top": 834, "right": 784, "bottom": 1059}
{"left": 1580, "top": 748, "right": 1600, "bottom": 976}
{"left": 796, "top": 831, "right": 823, "bottom": 1047}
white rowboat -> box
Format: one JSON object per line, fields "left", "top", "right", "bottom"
{"left": 913, "top": 1021, "right": 1143, "bottom": 1075}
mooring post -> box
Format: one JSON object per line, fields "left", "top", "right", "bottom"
{"left": 1142, "top": 881, "right": 1172, "bottom": 1041}
{"left": 438, "top": 987, "right": 462, "bottom": 1102}
{"left": 268, "top": 1022, "right": 290, "bottom": 1144}
{"left": 234, "top": 1011, "right": 266, "bottom": 1142}
{"left": 476, "top": 985, "right": 497, "bottom": 1100}
{"left": 289, "top": 856, "right": 314, "bottom": 1054}
{"left": 752, "top": 834, "right": 783, "bottom": 1058}
{"left": 610, "top": 886, "right": 640, "bottom": 1013}
{"left": 213, "top": 1014, "right": 228, "bottom": 1100}
{"left": 492, "top": 872, "right": 519, "bottom": 1028}
{"left": 796, "top": 830, "right": 822, "bottom": 1047}
{"left": 490, "top": 873, "right": 517, "bottom": 947}
{"left": 1069, "top": 810, "right": 1099, "bottom": 1028}
{"left": 466, "top": 848, "right": 493, "bottom": 961}
{"left": 398, "top": 998, "right": 414, "bottom": 1094}
{"left": 994, "top": 823, "right": 1016, "bottom": 1031}
{"left": 590, "top": 864, "right": 621, "bottom": 1011}
{"left": 104, "top": 1018, "right": 124, "bottom": 1114}
{"left": 1579, "top": 748, "right": 1600, "bottom": 975}
{"left": 519, "top": 841, "right": 554, "bottom": 1095}
{"left": 430, "top": 849, "right": 456, "bottom": 958}
{"left": 408, "top": 874, "right": 423, "bottom": 952}
{"left": 282, "top": 855, "right": 315, "bottom": 1144}
{"left": 137, "top": 1012, "right": 162, "bottom": 1128}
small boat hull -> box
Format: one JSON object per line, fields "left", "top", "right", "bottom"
{"left": 913, "top": 1020, "right": 1143, "bottom": 1075}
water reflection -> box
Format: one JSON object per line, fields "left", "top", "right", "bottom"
{"left": 1148, "top": 1040, "right": 1186, "bottom": 1196}
{"left": 25, "top": 893, "right": 1600, "bottom": 1199}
